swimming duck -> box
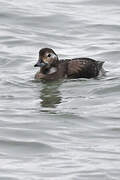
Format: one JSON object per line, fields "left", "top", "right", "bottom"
{"left": 34, "top": 48, "right": 105, "bottom": 80}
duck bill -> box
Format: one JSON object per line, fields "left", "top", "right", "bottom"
{"left": 34, "top": 60, "right": 46, "bottom": 67}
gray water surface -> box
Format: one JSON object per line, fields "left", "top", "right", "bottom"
{"left": 0, "top": 0, "right": 120, "bottom": 179}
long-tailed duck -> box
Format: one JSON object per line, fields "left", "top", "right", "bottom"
{"left": 34, "top": 48, "right": 105, "bottom": 80}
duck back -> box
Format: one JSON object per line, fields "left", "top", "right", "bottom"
{"left": 65, "top": 58, "right": 104, "bottom": 79}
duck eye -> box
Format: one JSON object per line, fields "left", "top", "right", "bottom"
{"left": 48, "top": 54, "right": 51, "bottom": 57}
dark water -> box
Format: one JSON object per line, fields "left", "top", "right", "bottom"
{"left": 0, "top": 0, "right": 120, "bottom": 179}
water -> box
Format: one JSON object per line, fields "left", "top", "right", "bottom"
{"left": 0, "top": 0, "right": 120, "bottom": 179}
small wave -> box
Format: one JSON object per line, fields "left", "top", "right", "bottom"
{"left": 0, "top": 139, "right": 57, "bottom": 155}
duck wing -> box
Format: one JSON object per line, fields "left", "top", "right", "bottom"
{"left": 67, "top": 58, "right": 104, "bottom": 78}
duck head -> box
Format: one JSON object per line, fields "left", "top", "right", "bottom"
{"left": 34, "top": 48, "right": 58, "bottom": 68}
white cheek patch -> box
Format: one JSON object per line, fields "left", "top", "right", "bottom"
{"left": 48, "top": 67, "right": 57, "bottom": 74}
{"left": 46, "top": 53, "right": 57, "bottom": 59}
{"left": 51, "top": 54, "right": 57, "bottom": 58}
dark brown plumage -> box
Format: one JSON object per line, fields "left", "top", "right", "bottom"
{"left": 34, "top": 48, "right": 105, "bottom": 80}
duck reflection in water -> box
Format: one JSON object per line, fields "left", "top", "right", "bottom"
{"left": 40, "top": 81, "right": 62, "bottom": 109}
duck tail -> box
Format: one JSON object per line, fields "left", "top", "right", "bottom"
{"left": 97, "top": 61, "right": 107, "bottom": 76}
{"left": 97, "top": 61, "right": 104, "bottom": 70}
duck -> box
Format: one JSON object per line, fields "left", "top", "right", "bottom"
{"left": 34, "top": 48, "right": 105, "bottom": 80}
